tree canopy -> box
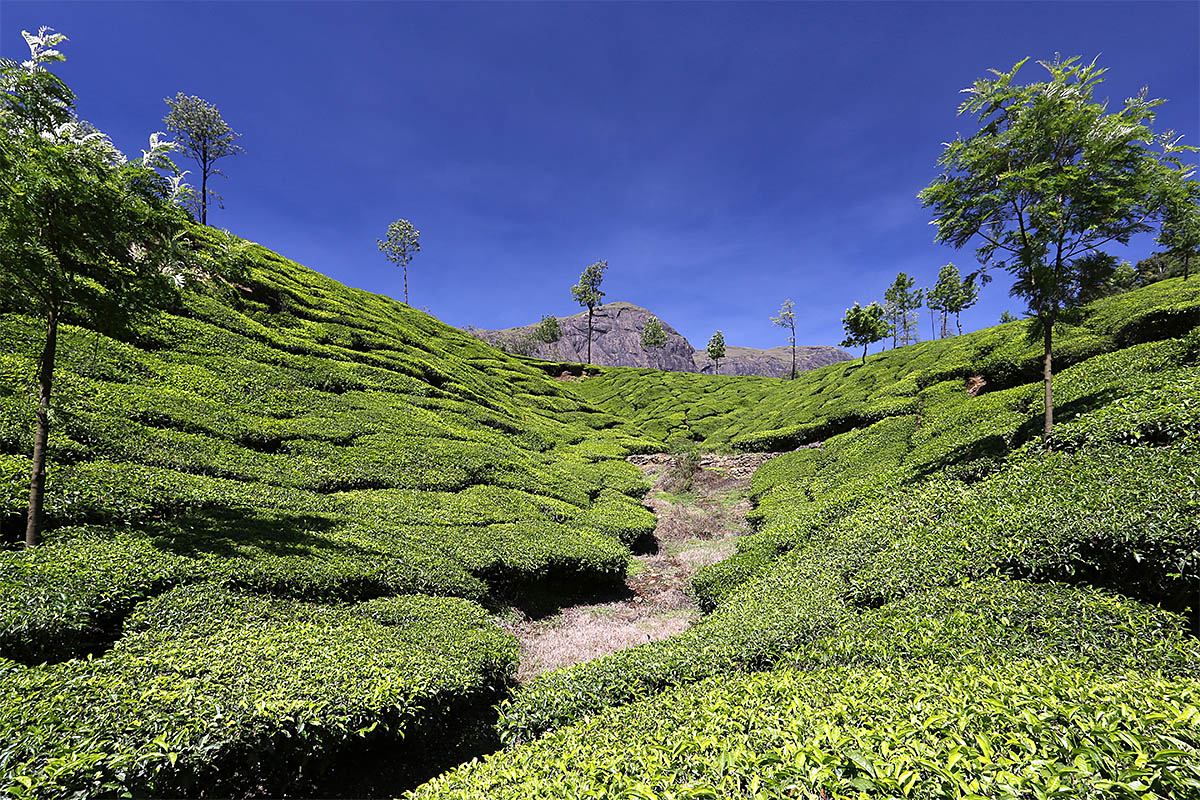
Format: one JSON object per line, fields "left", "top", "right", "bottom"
{"left": 883, "top": 272, "right": 922, "bottom": 347}
{"left": 640, "top": 315, "right": 667, "bottom": 350}
{"left": 1, "top": 28, "right": 188, "bottom": 545}
{"left": 706, "top": 331, "right": 726, "bottom": 374}
{"left": 840, "top": 302, "right": 891, "bottom": 362}
{"left": 163, "top": 92, "right": 243, "bottom": 226}
{"left": 533, "top": 314, "right": 561, "bottom": 345}
{"left": 919, "top": 54, "right": 1194, "bottom": 436}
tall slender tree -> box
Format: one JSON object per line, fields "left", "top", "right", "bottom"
{"left": 163, "top": 92, "right": 243, "bottom": 225}
{"left": 1, "top": 29, "right": 187, "bottom": 547}
{"left": 920, "top": 55, "right": 1186, "bottom": 437}
{"left": 955, "top": 272, "right": 980, "bottom": 335}
{"left": 377, "top": 219, "right": 420, "bottom": 305}
{"left": 883, "top": 272, "right": 923, "bottom": 347}
{"left": 1158, "top": 177, "right": 1200, "bottom": 282}
{"left": 927, "top": 264, "right": 960, "bottom": 338}
{"left": 571, "top": 260, "right": 607, "bottom": 365}
{"left": 706, "top": 330, "right": 726, "bottom": 375}
{"left": 771, "top": 299, "right": 797, "bottom": 379}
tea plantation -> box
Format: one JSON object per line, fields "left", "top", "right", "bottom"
{"left": 3, "top": 228, "right": 1200, "bottom": 797}
{"left": 417, "top": 278, "right": 1200, "bottom": 798}
{"left": 0, "top": 228, "right": 659, "bottom": 797}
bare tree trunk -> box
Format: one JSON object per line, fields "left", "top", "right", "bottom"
{"left": 790, "top": 331, "right": 796, "bottom": 380}
{"left": 200, "top": 163, "right": 208, "bottom": 226}
{"left": 403, "top": 265, "right": 408, "bottom": 305}
{"left": 930, "top": 308, "right": 935, "bottom": 339}
{"left": 956, "top": 312, "right": 962, "bottom": 336}
{"left": 26, "top": 308, "right": 58, "bottom": 548}
{"left": 1042, "top": 318, "right": 1054, "bottom": 439}
{"left": 862, "top": 343, "right": 867, "bottom": 362}
{"left": 586, "top": 308, "right": 593, "bottom": 364}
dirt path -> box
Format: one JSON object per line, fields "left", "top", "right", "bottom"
{"left": 503, "top": 451, "right": 777, "bottom": 682}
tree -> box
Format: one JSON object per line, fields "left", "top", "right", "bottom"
{"left": 1, "top": 29, "right": 187, "bottom": 547}
{"left": 955, "top": 272, "right": 980, "bottom": 335}
{"left": 883, "top": 272, "right": 923, "bottom": 347}
{"left": 533, "top": 314, "right": 561, "bottom": 356}
{"left": 1073, "top": 251, "right": 1122, "bottom": 304}
{"left": 771, "top": 299, "right": 797, "bottom": 379}
{"left": 571, "top": 260, "right": 607, "bottom": 365}
{"left": 926, "top": 263, "right": 960, "bottom": 338}
{"left": 163, "top": 92, "right": 243, "bottom": 226}
{"left": 840, "top": 302, "right": 892, "bottom": 362}
{"left": 1111, "top": 261, "right": 1138, "bottom": 293}
{"left": 1158, "top": 178, "right": 1200, "bottom": 281}
{"left": 377, "top": 219, "right": 420, "bottom": 305}
{"left": 640, "top": 315, "right": 667, "bottom": 368}
{"left": 706, "top": 330, "right": 726, "bottom": 374}
{"left": 999, "top": 310, "right": 1018, "bottom": 323}
{"left": 925, "top": 287, "right": 936, "bottom": 339}
{"left": 919, "top": 55, "right": 1185, "bottom": 437}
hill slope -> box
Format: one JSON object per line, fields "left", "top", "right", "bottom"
{"left": 2, "top": 230, "right": 1199, "bottom": 799}
{"left": 417, "top": 277, "right": 1200, "bottom": 799}
{"left": 474, "top": 302, "right": 851, "bottom": 376}
{"left": 0, "top": 227, "right": 661, "bottom": 797}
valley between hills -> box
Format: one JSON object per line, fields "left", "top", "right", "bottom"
{"left": 2, "top": 231, "right": 1199, "bottom": 797}
{"left": 3, "top": 16, "right": 1200, "bottom": 799}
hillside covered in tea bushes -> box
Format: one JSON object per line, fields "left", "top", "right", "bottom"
{"left": 0, "top": 227, "right": 661, "bottom": 797}
{"left": 1, "top": 228, "right": 1199, "bottom": 799}
{"left": 416, "top": 276, "right": 1200, "bottom": 799}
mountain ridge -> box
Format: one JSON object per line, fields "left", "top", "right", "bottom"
{"left": 471, "top": 302, "right": 851, "bottom": 377}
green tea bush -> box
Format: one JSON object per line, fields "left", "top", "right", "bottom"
{"left": 416, "top": 661, "right": 1200, "bottom": 800}
{"left": 0, "top": 585, "right": 518, "bottom": 798}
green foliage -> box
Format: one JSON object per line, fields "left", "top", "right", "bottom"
{"left": 640, "top": 315, "right": 667, "bottom": 352}
{"left": 571, "top": 260, "right": 607, "bottom": 311}
{"left": 417, "top": 660, "right": 1200, "bottom": 800}
{"left": 4, "top": 42, "right": 1200, "bottom": 794}
{"left": 1, "top": 585, "right": 517, "bottom": 798}
{"left": 919, "top": 55, "right": 1191, "bottom": 433}
{"left": 491, "top": 280, "right": 1200, "bottom": 760}
{"left": 882, "top": 272, "right": 922, "bottom": 347}
{"left": 0, "top": 219, "right": 668, "bottom": 793}
{"left": 926, "top": 262, "right": 974, "bottom": 338}
{"left": 840, "top": 301, "right": 891, "bottom": 361}
{"left": 1, "top": 31, "right": 189, "bottom": 546}
{"left": 532, "top": 314, "right": 560, "bottom": 345}
{"left": 705, "top": 331, "right": 725, "bottom": 373}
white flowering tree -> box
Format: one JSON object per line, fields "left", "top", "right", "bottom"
{"left": 0, "top": 28, "right": 189, "bottom": 546}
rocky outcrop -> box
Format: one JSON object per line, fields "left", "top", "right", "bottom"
{"left": 471, "top": 303, "right": 852, "bottom": 377}
{"left": 695, "top": 345, "right": 851, "bottom": 377}
{"left": 473, "top": 303, "right": 696, "bottom": 371}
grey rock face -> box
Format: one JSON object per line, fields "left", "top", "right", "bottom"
{"left": 472, "top": 302, "right": 852, "bottom": 377}
{"left": 694, "top": 345, "right": 852, "bottom": 377}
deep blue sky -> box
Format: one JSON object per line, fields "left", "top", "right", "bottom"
{"left": 3, "top": 2, "right": 1198, "bottom": 351}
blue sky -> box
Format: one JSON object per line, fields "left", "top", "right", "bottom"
{"left": 3, "top": 1, "right": 1198, "bottom": 352}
